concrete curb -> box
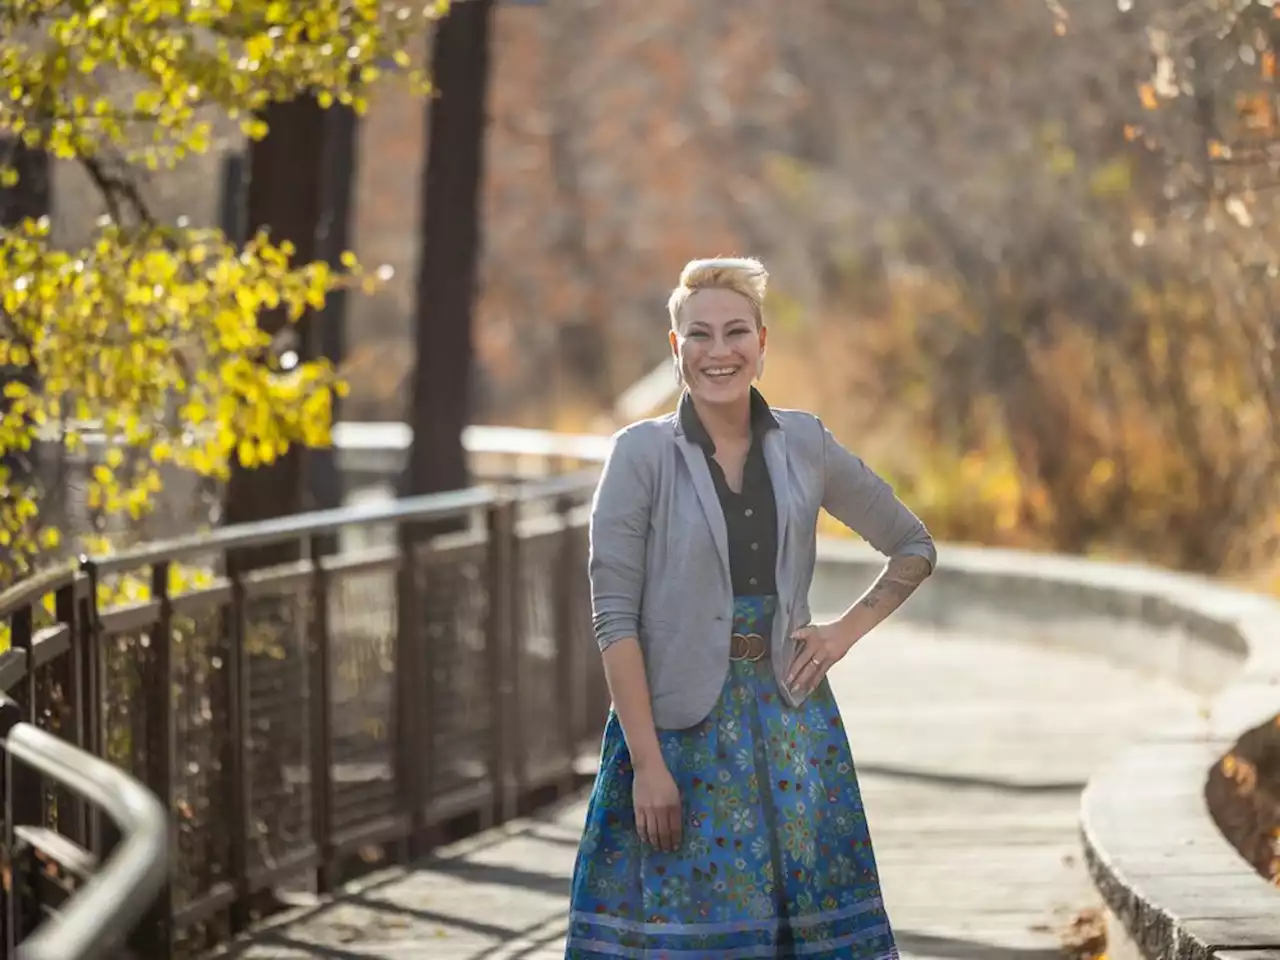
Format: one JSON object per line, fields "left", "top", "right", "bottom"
{"left": 813, "top": 538, "right": 1280, "bottom": 960}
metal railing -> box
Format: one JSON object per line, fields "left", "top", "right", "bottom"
{"left": 1, "top": 700, "right": 168, "bottom": 960}
{"left": 0, "top": 456, "right": 608, "bottom": 957}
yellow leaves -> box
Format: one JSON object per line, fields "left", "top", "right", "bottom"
{"left": 240, "top": 117, "right": 270, "bottom": 141}
{"left": 182, "top": 398, "right": 208, "bottom": 425}
{"left": 0, "top": 2, "right": 424, "bottom": 589}
{"left": 1, "top": 344, "right": 31, "bottom": 368}
{"left": 244, "top": 33, "right": 275, "bottom": 66}
{"left": 1085, "top": 458, "right": 1116, "bottom": 492}
{"left": 1138, "top": 83, "right": 1159, "bottom": 111}
{"left": 3, "top": 0, "right": 446, "bottom": 168}
{"left": 0, "top": 216, "right": 356, "bottom": 584}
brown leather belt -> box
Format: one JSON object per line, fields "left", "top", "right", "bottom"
{"left": 729, "top": 632, "right": 768, "bottom": 662}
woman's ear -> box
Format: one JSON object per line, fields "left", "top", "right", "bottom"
{"left": 669, "top": 329, "right": 683, "bottom": 385}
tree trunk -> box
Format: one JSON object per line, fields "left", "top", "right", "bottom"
{"left": 309, "top": 103, "right": 359, "bottom": 556}
{"left": 402, "top": 0, "right": 495, "bottom": 533}
{"left": 224, "top": 97, "right": 328, "bottom": 574}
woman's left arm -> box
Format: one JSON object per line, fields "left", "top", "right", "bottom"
{"left": 787, "top": 419, "right": 937, "bottom": 696}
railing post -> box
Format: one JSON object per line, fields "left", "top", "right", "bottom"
{"left": 394, "top": 524, "right": 429, "bottom": 857}
{"left": 224, "top": 570, "right": 252, "bottom": 934}
{"left": 485, "top": 498, "right": 517, "bottom": 826}
{"left": 508, "top": 500, "right": 526, "bottom": 801}
{"left": 54, "top": 581, "right": 88, "bottom": 847}
{"left": 10, "top": 605, "right": 34, "bottom": 725}
{"left": 128, "top": 561, "right": 174, "bottom": 958}
{"left": 77, "top": 557, "right": 104, "bottom": 857}
{"left": 307, "top": 536, "right": 334, "bottom": 892}
{"left": 553, "top": 494, "right": 579, "bottom": 792}
{"left": 8, "top": 606, "right": 42, "bottom": 850}
{"left": 0, "top": 692, "right": 30, "bottom": 954}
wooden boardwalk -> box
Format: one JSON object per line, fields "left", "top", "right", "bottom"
{"left": 215, "top": 622, "right": 1207, "bottom": 959}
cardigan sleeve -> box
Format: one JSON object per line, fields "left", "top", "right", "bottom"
{"left": 818, "top": 418, "right": 937, "bottom": 569}
{"left": 587, "top": 427, "right": 653, "bottom": 652}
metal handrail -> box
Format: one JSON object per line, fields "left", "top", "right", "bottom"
{"left": 87, "top": 452, "right": 608, "bottom": 576}
{"left": 89, "top": 483, "right": 505, "bottom": 575}
{"left": 3, "top": 715, "right": 168, "bottom": 960}
{"left": 0, "top": 567, "right": 78, "bottom": 624}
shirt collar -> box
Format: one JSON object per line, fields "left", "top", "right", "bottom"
{"left": 678, "top": 386, "right": 780, "bottom": 454}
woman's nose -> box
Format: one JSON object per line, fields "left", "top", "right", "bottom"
{"left": 707, "top": 333, "right": 735, "bottom": 354}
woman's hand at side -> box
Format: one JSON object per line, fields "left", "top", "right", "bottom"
{"left": 598, "top": 637, "right": 682, "bottom": 853}
{"left": 632, "top": 757, "right": 682, "bottom": 852}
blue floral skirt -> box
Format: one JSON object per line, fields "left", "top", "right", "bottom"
{"left": 566, "top": 595, "right": 898, "bottom": 959}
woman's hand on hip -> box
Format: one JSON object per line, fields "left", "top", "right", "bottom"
{"left": 632, "top": 759, "right": 682, "bottom": 853}
{"left": 786, "top": 621, "right": 857, "bottom": 698}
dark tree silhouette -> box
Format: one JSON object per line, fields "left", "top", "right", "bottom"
{"left": 403, "top": 0, "right": 495, "bottom": 520}
{"left": 224, "top": 98, "right": 358, "bottom": 572}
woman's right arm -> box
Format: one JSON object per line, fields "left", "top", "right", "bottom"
{"left": 589, "top": 431, "right": 682, "bottom": 852}
{"left": 599, "top": 640, "right": 663, "bottom": 775}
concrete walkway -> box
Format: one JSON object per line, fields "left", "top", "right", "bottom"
{"left": 219, "top": 622, "right": 1207, "bottom": 959}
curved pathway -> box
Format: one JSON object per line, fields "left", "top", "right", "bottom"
{"left": 218, "top": 623, "right": 1206, "bottom": 959}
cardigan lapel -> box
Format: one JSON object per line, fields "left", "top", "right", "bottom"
{"left": 674, "top": 430, "right": 732, "bottom": 583}
{"left": 762, "top": 427, "right": 790, "bottom": 569}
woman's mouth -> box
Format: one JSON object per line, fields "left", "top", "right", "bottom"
{"left": 702, "top": 366, "right": 741, "bottom": 382}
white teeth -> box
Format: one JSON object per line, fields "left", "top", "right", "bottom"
{"left": 704, "top": 367, "right": 738, "bottom": 377}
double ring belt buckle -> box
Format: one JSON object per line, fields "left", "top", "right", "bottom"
{"left": 729, "top": 632, "right": 767, "bottom": 662}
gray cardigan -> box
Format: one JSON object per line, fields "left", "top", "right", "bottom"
{"left": 588, "top": 406, "right": 937, "bottom": 730}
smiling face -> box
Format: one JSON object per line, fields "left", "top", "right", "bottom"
{"left": 669, "top": 287, "right": 767, "bottom": 408}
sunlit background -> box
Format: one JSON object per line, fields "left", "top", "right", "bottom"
{"left": 4, "top": 1, "right": 1280, "bottom": 958}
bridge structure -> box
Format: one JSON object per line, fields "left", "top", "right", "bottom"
{"left": 1, "top": 425, "right": 1279, "bottom": 960}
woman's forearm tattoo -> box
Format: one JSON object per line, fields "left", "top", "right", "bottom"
{"left": 858, "top": 556, "right": 933, "bottom": 612}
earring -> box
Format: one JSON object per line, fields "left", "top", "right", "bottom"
{"left": 673, "top": 357, "right": 684, "bottom": 386}
{"left": 756, "top": 357, "right": 765, "bottom": 380}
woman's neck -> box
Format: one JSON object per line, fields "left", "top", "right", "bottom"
{"left": 691, "top": 393, "right": 752, "bottom": 448}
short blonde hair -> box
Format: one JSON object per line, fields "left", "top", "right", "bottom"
{"left": 667, "top": 256, "right": 769, "bottom": 329}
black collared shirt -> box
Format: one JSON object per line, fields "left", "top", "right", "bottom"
{"left": 679, "top": 387, "right": 780, "bottom": 596}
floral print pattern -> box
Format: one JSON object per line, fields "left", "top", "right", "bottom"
{"left": 566, "top": 596, "right": 899, "bottom": 959}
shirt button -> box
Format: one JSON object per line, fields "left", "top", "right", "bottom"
{"left": 744, "top": 508, "right": 754, "bottom": 517}
{"left": 749, "top": 577, "right": 758, "bottom": 586}
{"left": 751, "top": 542, "right": 759, "bottom": 551}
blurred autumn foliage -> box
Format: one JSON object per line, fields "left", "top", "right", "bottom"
{"left": 458, "top": 0, "right": 1279, "bottom": 586}
{"left": 29, "top": 0, "right": 1280, "bottom": 586}
{"left": 840, "top": 0, "right": 1280, "bottom": 584}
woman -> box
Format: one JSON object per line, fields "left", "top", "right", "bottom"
{"left": 566, "top": 257, "right": 936, "bottom": 959}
